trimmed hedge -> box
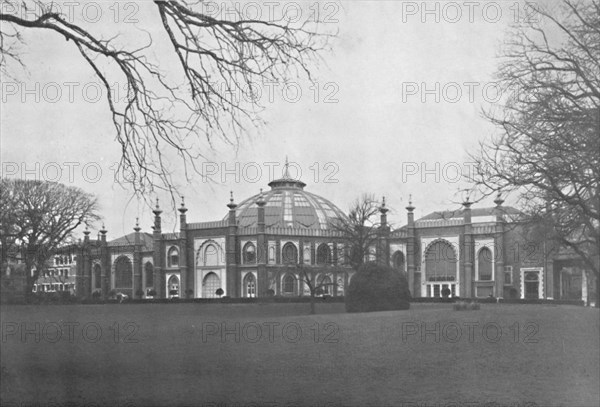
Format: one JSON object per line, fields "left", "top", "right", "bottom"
{"left": 345, "top": 262, "right": 410, "bottom": 313}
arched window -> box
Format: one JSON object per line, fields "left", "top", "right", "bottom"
{"left": 244, "top": 273, "right": 256, "bottom": 298}
{"left": 282, "top": 274, "right": 295, "bottom": 294}
{"left": 114, "top": 256, "right": 132, "bottom": 288}
{"left": 202, "top": 272, "right": 221, "bottom": 298}
{"left": 145, "top": 262, "right": 154, "bottom": 287}
{"left": 204, "top": 244, "right": 219, "bottom": 266}
{"left": 93, "top": 264, "right": 102, "bottom": 290}
{"left": 282, "top": 243, "right": 298, "bottom": 265}
{"left": 477, "top": 248, "right": 493, "bottom": 281}
{"left": 393, "top": 251, "right": 405, "bottom": 271}
{"left": 243, "top": 242, "right": 256, "bottom": 264}
{"left": 268, "top": 246, "right": 275, "bottom": 263}
{"left": 318, "top": 275, "right": 333, "bottom": 296}
{"left": 317, "top": 244, "right": 331, "bottom": 265}
{"left": 425, "top": 241, "right": 457, "bottom": 282}
{"left": 168, "top": 247, "right": 179, "bottom": 267}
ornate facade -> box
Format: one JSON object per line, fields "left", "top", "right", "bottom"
{"left": 65, "top": 171, "right": 595, "bottom": 303}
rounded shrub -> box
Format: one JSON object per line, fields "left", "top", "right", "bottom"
{"left": 345, "top": 262, "right": 411, "bottom": 313}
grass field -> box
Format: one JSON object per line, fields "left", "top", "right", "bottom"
{"left": 1, "top": 302, "right": 598, "bottom": 407}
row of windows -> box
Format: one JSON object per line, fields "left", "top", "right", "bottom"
{"left": 54, "top": 255, "right": 75, "bottom": 266}
{"left": 33, "top": 283, "right": 74, "bottom": 292}
{"left": 42, "top": 268, "right": 70, "bottom": 278}
{"left": 242, "top": 242, "right": 336, "bottom": 265}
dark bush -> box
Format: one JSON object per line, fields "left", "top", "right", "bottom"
{"left": 345, "top": 262, "right": 411, "bottom": 313}
{"left": 441, "top": 287, "right": 451, "bottom": 298}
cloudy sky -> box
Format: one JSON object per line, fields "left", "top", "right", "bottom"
{"left": 1, "top": 0, "right": 562, "bottom": 238}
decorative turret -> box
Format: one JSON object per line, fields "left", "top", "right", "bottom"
{"left": 99, "top": 224, "right": 107, "bottom": 243}
{"left": 83, "top": 225, "right": 90, "bottom": 242}
{"left": 179, "top": 196, "right": 188, "bottom": 230}
{"left": 133, "top": 217, "right": 141, "bottom": 233}
{"left": 494, "top": 191, "right": 505, "bottom": 207}
{"left": 153, "top": 198, "right": 162, "bottom": 233}
{"left": 406, "top": 194, "right": 415, "bottom": 227}
{"left": 462, "top": 195, "right": 472, "bottom": 225}
{"left": 379, "top": 196, "right": 389, "bottom": 227}
{"left": 256, "top": 188, "right": 266, "bottom": 232}
{"left": 227, "top": 191, "right": 237, "bottom": 226}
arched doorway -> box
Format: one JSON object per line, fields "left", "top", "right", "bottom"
{"left": 424, "top": 240, "right": 457, "bottom": 297}
{"left": 167, "top": 275, "right": 180, "bottom": 298}
{"left": 524, "top": 271, "right": 540, "bottom": 299}
{"left": 243, "top": 273, "right": 256, "bottom": 298}
{"left": 202, "top": 272, "right": 221, "bottom": 298}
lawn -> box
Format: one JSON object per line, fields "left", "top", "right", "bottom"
{"left": 1, "top": 302, "right": 598, "bottom": 407}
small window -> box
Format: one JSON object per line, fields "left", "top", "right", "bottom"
{"left": 282, "top": 243, "right": 298, "bottom": 265}
{"left": 168, "top": 247, "right": 179, "bottom": 267}
{"left": 268, "top": 246, "right": 276, "bottom": 264}
{"left": 504, "top": 266, "right": 513, "bottom": 285}
{"left": 243, "top": 242, "right": 256, "bottom": 264}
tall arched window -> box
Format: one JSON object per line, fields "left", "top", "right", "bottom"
{"left": 114, "top": 256, "right": 132, "bottom": 288}
{"left": 243, "top": 242, "right": 256, "bottom": 264}
{"left": 282, "top": 274, "right": 295, "bottom": 294}
{"left": 93, "top": 264, "right": 101, "bottom": 290}
{"left": 145, "top": 262, "right": 154, "bottom": 287}
{"left": 282, "top": 243, "right": 298, "bottom": 265}
{"left": 317, "top": 244, "right": 331, "bottom": 265}
{"left": 204, "top": 244, "right": 219, "bottom": 266}
{"left": 393, "top": 251, "right": 405, "bottom": 271}
{"left": 244, "top": 273, "right": 256, "bottom": 298}
{"left": 478, "top": 248, "right": 493, "bottom": 281}
{"left": 268, "top": 246, "right": 275, "bottom": 263}
{"left": 425, "top": 241, "right": 457, "bottom": 282}
{"left": 168, "top": 247, "right": 179, "bottom": 267}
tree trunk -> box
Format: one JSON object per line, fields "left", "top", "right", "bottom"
{"left": 596, "top": 271, "right": 599, "bottom": 308}
{"left": 309, "top": 294, "right": 316, "bottom": 315}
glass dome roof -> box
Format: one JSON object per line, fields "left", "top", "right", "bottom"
{"left": 225, "top": 164, "right": 347, "bottom": 230}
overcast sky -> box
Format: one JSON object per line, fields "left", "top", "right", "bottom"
{"left": 1, "top": 0, "right": 563, "bottom": 238}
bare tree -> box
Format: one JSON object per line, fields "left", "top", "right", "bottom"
{"left": 469, "top": 1, "right": 600, "bottom": 305}
{"left": 294, "top": 264, "right": 339, "bottom": 315}
{"left": 0, "top": 179, "right": 100, "bottom": 298}
{"left": 0, "top": 1, "right": 332, "bottom": 196}
{"left": 329, "top": 194, "right": 383, "bottom": 270}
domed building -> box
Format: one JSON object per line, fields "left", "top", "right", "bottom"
{"left": 72, "top": 164, "right": 357, "bottom": 300}
{"left": 64, "top": 162, "right": 596, "bottom": 304}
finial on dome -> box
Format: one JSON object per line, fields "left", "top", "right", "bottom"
{"left": 100, "top": 224, "right": 107, "bottom": 235}
{"left": 134, "top": 217, "right": 141, "bottom": 232}
{"left": 283, "top": 156, "right": 290, "bottom": 178}
{"left": 83, "top": 225, "right": 90, "bottom": 236}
